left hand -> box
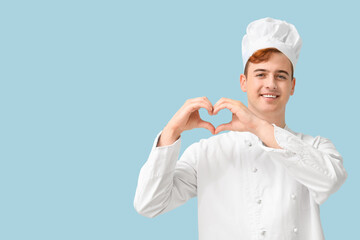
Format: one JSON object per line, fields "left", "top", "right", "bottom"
{"left": 213, "top": 97, "right": 261, "bottom": 135}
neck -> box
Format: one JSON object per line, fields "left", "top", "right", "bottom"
{"left": 249, "top": 106, "right": 286, "bottom": 129}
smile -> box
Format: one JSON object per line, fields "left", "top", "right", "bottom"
{"left": 261, "top": 94, "right": 278, "bottom": 98}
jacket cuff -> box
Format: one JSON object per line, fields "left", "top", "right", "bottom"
{"left": 141, "top": 131, "right": 182, "bottom": 177}
{"left": 272, "top": 124, "right": 310, "bottom": 159}
{"left": 151, "top": 130, "right": 181, "bottom": 150}
{"left": 259, "top": 124, "right": 302, "bottom": 166}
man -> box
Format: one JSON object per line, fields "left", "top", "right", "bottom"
{"left": 134, "top": 17, "right": 347, "bottom": 240}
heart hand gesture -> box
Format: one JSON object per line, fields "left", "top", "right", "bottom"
{"left": 213, "top": 97, "right": 260, "bottom": 135}
{"left": 158, "top": 97, "right": 215, "bottom": 147}
{"left": 158, "top": 97, "right": 262, "bottom": 147}
{"left": 168, "top": 96, "right": 215, "bottom": 135}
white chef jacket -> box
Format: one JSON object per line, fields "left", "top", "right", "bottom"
{"left": 134, "top": 124, "right": 347, "bottom": 240}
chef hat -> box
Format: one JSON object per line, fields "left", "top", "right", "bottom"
{"left": 242, "top": 17, "right": 302, "bottom": 70}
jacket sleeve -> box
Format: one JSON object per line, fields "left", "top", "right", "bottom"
{"left": 133, "top": 131, "right": 198, "bottom": 218}
{"left": 260, "top": 124, "right": 348, "bottom": 205}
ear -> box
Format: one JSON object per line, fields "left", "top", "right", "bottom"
{"left": 240, "top": 74, "right": 247, "bottom": 92}
{"left": 290, "top": 77, "right": 296, "bottom": 95}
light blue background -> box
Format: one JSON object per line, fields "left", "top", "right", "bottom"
{"left": 1, "top": 0, "right": 358, "bottom": 239}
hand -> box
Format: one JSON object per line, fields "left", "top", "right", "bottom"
{"left": 212, "top": 97, "right": 261, "bottom": 135}
{"left": 166, "top": 96, "right": 215, "bottom": 135}
{"left": 158, "top": 97, "right": 215, "bottom": 147}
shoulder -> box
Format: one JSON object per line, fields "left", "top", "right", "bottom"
{"left": 285, "top": 126, "right": 332, "bottom": 149}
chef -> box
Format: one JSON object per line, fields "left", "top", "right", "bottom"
{"left": 134, "top": 17, "right": 348, "bottom": 240}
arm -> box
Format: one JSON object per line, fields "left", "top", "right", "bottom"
{"left": 134, "top": 97, "right": 213, "bottom": 218}
{"left": 253, "top": 119, "right": 282, "bottom": 149}
{"left": 133, "top": 131, "right": 199, "bottom": 218}
{"left": 258, "top": 123, "right": 348, "bottom": 205}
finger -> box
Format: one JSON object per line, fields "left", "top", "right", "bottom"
{"left": 176, "top": 102, "right": 203, "bottom": 121}
{"left": 196, "top": 97, "right": 214, "bottom": 115}
{"left": 188, "top": 96, "right": 213, "bottom": 108}
{"left": 201, "top": 97, "right": 214, "bottom": 115}
{"left": 213, "top": 102, "right": 235, "bottom": 115}
{"left": 213, "top": 97, "right": 228, "bottom": 110}
{"left": 198, "top": 120, "right": 215, "bottom": 135}
{"left": 213, "top": 102, "right": 226, "bottom": 115}
{"left": 213, "top": 98, "right": 241, "bottom": 110}
{"left": 185, "top": 101, "right": 213, "bottom": 115}
{"left": 215, "top": 122, "right": 232, "bottom": 134}
{"left": 191, "top": 96, "right": 212, "bottom": 105}
{"left": 214, "top": 98, "right": 231, "bottom": 111}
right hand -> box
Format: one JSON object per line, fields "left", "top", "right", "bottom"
{"left": 157, "top": 97, "right": 215, "bottom": 147}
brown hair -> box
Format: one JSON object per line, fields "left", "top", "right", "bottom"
{"left": 244, "top": 47, "right": 294, "bottom": 80}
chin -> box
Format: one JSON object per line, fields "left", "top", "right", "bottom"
{"left": 258, "top": 106, "right": 281, "bottom": 114}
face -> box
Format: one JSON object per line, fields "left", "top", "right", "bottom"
{"left": 240, "top": 52, "right": 296, "bottom": 117}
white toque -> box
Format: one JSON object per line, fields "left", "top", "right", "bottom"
{"left": 242, "top": 17, "right": 302, "bottom": 70}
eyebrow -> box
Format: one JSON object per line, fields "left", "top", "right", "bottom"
{"left": 253, "top": 69, "right": 290, "bottom": 76}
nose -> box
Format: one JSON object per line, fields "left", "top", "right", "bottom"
{"left": 264, "top": 76, "right": 277, "bottom": 89}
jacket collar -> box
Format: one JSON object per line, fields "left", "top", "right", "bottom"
{"left": 284, "top": 124, "right": 297, "bottom": 135}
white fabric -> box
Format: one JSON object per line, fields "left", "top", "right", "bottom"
{"left": 134, "top": 124, "right": 347, "bottom": 240}
{"left": 242, "top": 17, "right": 303, "bottom": 70}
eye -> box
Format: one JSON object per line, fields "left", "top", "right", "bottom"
{"left": 277, "top": 75, "right": 287, "bottom": 79}
{"left": 256, "top": 74, "right": 265, "bottom": 77}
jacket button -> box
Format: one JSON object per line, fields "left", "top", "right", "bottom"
{"left": 248, "top": 142, "right": 252, "bottom": 147}
{"left": 252, "top": 167, "right": 258, "bottom": 173}
{"left": 291, "top": 193, "right": 296, "bottom": 200}
{"left": 293, "top": 227, "right": 298, "bottom": 233}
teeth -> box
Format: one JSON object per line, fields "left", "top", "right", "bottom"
{"left": 262, "top": 95, "right": 277, "bottom": 98}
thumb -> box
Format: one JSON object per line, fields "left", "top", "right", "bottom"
{"left": 215, "top": 122, "right": 232, "bottom": 135}
{"left": 198, "top": 120, "right": 215, "bottom": 135}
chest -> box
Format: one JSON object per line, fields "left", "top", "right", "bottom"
{"left": 196, "top": 141, "right": 311, "bottom": 211}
